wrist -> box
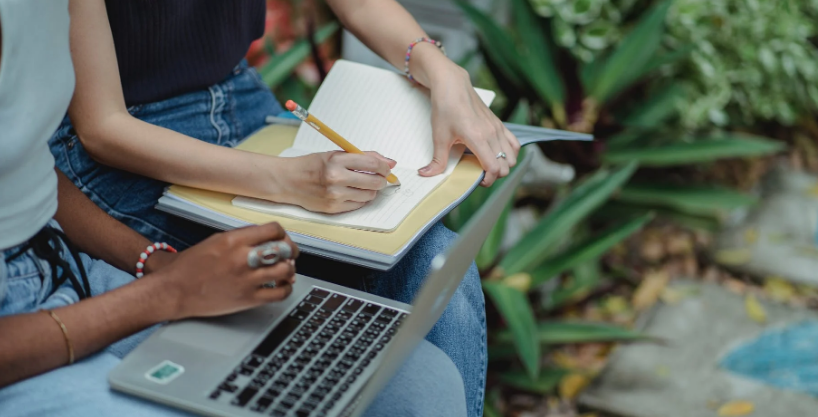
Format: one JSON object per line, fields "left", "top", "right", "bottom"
{"left": 143, "top": 250, "right": 176, "bottom": 275}
{"left": 408, "top": 43, "right": 465, "bottom": 88}
{"left": 131, "top": 272, "right": 184, "bottom": 322}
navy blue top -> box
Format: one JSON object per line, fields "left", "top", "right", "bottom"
{"left": 105, "top": 0, "right": 265, "bottom": 106}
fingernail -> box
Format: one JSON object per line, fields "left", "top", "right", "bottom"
{"left": 418, "top": 166, "right": 430, "bottom": 174}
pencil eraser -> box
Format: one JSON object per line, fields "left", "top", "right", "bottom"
{"left": 285, "top": 100, "right": 297, "bottom": 111}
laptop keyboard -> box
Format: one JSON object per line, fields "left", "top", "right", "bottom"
{"left": 208, "top": 287, "right": 406, "bottom": 416}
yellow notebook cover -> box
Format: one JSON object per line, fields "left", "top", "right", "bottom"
{"left": 166, "top": 124, "right": 484, "bottom": 258}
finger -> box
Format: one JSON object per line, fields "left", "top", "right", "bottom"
{"left": 419, "top": 127, "right": 451, "bottom": 177}
{"left": 253, "top": 284, "right": 294, "bottom": 303}
{"left": 325, "top": 200, "right": 368, "bottom": 214}
{"left": 337, "top": 153, "right": 392, "bottom": 178}
{"left": 501, "top": 125, "right": 520, "bottom": 167}
{"left": 230, "top": 222, "right": 287, "bottom": 247}
{"left": 342, "top": 169, "right": 388, "bottom": 191}
{"left": 281, "top": 234, "right": 300, "bottom": 260}
{"left": 344, "top": 187, "right": 379, "bottom": 203}
{"left": 365, "top": 151, "right": 397, "bottom": 169}
{"left": 249, "top": 260, "right": 296, "bottom": 286}
{"left": 498, "top": 137, "right": 514, "bottom": 175}
{"left": 473, "top": 137, "right": 503, "bottom": 186}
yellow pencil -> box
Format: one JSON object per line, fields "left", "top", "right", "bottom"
{"left": 285, "top": 100, "right": 400, "bottom": 185}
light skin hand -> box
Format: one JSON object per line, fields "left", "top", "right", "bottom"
{"left": 327, "top": 0, "right": 521, "bottom": 187}
{"left": 273, "top": 151, "right": 397, "bottom": 214}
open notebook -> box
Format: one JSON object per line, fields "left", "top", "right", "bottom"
{"left": 232, "top": 60, "right": 495, "bottom": 232}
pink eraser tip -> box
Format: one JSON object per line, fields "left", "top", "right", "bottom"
{"left": 285, "top": 100, "right": 297, "bottom": 111}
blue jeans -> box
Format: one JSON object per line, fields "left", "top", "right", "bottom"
{"left": 50, "top": 60, "right": 486, "bottom": 417}
{"left": 0, "top": 221, "right": 467, "bottom": 416}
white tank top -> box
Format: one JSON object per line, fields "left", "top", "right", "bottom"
{"left": 0, "top": 0, "right": 74, "bottom": 249}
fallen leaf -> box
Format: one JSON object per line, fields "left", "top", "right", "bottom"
{"left": 714, "top": 249, "right": 752, "bottom": 266}
{"left": 640, "top": 236, "right": 665, "bottom": 262}
{"left": 743, "top": 228, "right": 759, "bottom": 244}
{"left": 602, "top": 296, "right": 630, "bottom": 316}
{"left": 660, "top": 286, "right": 700, "bottom": 305}
{"left": 558, "top": 373, "right": 590, "bottom": 400}
{"left": 717, "top": 400, "right": 755, "bottom": 416}
{"left": 551, "top": 351, "right": 578, "bottom": 370}
{"left": 632, "top": 271, "right": 670, "bottom": 311}
{"left": 763, "top": 277, "right": 795, "bottom": 303}
{"left": 503, "top": 272, "right": 532, "bottom": 292}
{"left": 665, "top": 233, "right": 693, "bottom": 255}
{"left": 745, "top": 294, "right": 767, "bottom": 324}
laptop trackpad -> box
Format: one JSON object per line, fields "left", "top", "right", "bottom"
{"left": 160, "top": 306, "right": 278, "bottom": 356}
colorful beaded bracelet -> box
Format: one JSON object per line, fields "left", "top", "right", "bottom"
{"left": 135, "top": 242, "right": 177, "bottom": 278}
{"left": 404, "top": 37, "right": 447, "bottom": 82}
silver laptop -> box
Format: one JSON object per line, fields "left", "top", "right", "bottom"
{"left": 110, "top": 153, "right": 533, "bottom": 417}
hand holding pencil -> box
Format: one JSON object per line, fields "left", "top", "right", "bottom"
{"left": 285, "top": 100, "right": 400, "bottom": 185}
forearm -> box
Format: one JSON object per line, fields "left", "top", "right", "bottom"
{"left": 0, "top": 276, "right": 175, "bottom": 388}
{"left": 327, "top": 0, "right": 465, "bottom": 89}
{"left": 73, "top": 112, "right": 289, "bottom": 200}
{"left": 55, "top": 169, "right": 150, "bottom": 271}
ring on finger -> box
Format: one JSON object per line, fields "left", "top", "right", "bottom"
{"left": 247, "top": 241, "right": 293, "bottom": 269}
{"left": 496, "top": 152, "right": 507, "bottom": 159}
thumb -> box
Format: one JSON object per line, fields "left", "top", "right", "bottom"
{"left": 419, "top": 137, "right": 451, "bottom": 177}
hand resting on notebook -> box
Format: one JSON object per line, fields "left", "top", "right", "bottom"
{"left": 274, "top": 150, "right": 397, "bottom": 214}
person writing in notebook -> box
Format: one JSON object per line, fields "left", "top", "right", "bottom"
{"left": 53, "top": 2, "right": 517, "bottom": 415}
{"left": 0, "top": 1, "right": 468, "bottom": 415}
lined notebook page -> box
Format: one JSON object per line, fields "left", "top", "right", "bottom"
{"left": 232, "top": 60, "right": 494, "bottom": 232}
{"left": 233, "top": 147, "right": 464, "bottom": 232}
{"left": 289, "top": 60, "right": 495, "bottom": 169}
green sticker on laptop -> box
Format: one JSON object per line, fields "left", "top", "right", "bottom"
{"left": 145, "top": 360, "right": 185, "bottom": 384}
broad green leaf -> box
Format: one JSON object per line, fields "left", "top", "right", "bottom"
{"left": 444, "top": 186, "right": 489, "bottom": 232}
{"left": 497, "top": 322, "right": 655, "bottom": 345}
{"left": 276, "top": 75, "right": 313, "bottom": 108}
{"left": 605, "top": 129, "right": 648, "bottom": 149}
{"left": 530, "top": 213, "right": 653, "bottom": 286}
{"left": 476, "top": 201, "right": 511, "bottom": 270}
{"left": 603, "top": 134, "right": 785, "bottom": 166}
{"left": 546, "top": 262, "right": 603, "bottom": 310}
{"left": 497, "top": 162, "right": 638, "bottom": 276}
{"left": 508, "top": 100, "right": 530, "bottom": 124}
{"left": 510, "top": 0, "right": 566, "bottom": 121}
{"left": 587, "top": 0, "right": 673, "bottom": 102}
{"left": 616, "top": 184, "right": 757, "bottom": 217}
{"left": 484, "top": 389, "right": 503, "bottom": 417}
{"left": 595, "top": 201, "right": 721, "bottom": 231}
{"left": 483, "top": 282, "right": 540, "bottom": 379}
{"left": 620, "top": 83, "right": 685, "bottom": 128}
{"left": 455, "top": 1, "right": 525, "bottom": 86}
{"left": 499, "top": 369, "right": 568, "bottom": 394}
{"left": 258, "top": 22, "right": 339, "bottom": 89}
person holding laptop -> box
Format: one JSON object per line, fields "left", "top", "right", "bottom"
{"left": 0, "top": 0, "right": 466, "bottom": 415}
{"left": 51, "top": 2, "right": 513, "bottom": 414}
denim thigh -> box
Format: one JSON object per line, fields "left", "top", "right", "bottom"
{"left": 50, "top": 61, "right": 283, "bottom": 249}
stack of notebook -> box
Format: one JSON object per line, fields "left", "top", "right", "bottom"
{"left": 156, "top": 60, "right": 591, "bottom": 270}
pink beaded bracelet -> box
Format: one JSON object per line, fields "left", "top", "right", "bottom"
{"left": 404, "top": 37, "right": 446, "bottom": 82}
{"left": 135, "top": 242, "right": 177, "bottom": 278}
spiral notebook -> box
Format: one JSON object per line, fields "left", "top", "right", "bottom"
{"left": 156, "top": 61, "right": 592, "bottom": 270}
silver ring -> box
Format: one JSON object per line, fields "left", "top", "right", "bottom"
{"left": 248, "top": 241, "right": 293, "bottom": 269}
{"left": 496, "top": 152, "right": 507, "bottom": 159}
{"left": 262, "top": 281, "right": 277, "bottom": 289}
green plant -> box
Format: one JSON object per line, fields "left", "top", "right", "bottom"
{"left": 530, "top": 0, "right": 818, "bottom": 129}
{"left": 451, "top": 0, "right": 788, "bottom": 399}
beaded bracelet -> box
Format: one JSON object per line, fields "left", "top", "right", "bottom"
{"left": 404, "top": 37, "right": 447, "bottom": 82}
{"left": 135, "top": 242, "right": 177, "bottom": 278}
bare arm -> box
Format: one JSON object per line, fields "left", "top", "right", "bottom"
{"left": 0, "top": 275, "right": 174, "bottom": 387}
{"left": 67, "top": 0, "right": 290, "bottom": 202}
{"left": 66, "top": 0, "right": 396, "bottom": 213}
{"left": 53, "top": 169, "right": 174, "bottom": 273}
{"left": 0, "top": 223, "right": 298, "bottom": 388}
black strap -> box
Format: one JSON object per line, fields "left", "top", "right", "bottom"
{"left": 6, "top": 226, "right": 92, "bottom": 300}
